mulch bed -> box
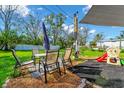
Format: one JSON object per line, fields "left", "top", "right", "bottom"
{"left": 5, "top": 60, "right": 84, "bottom": 88}
{"left": 4, "top": 60, "right": 99, "bottom": 88}
{"left": 6, "top": 70, "right": 81, "bottom": 88}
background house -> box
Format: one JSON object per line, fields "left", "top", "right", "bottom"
{"left": 97, "top": 39, "right": 124, "bottom": 49}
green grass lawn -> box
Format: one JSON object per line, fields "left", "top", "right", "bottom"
{"left": 80, "top": 48, "right": 124, "bottom": 58}
{"left": 80, "top": 49, "right": 104, "bottom": 57}
{"left": 0, "top": 48, "right": 124, "bottom": 87}
{"left": 0, "top": 50, "right": 36, "bottom": 87}
{"left": 0, "top": 49, "right": 64, "bottom": 87}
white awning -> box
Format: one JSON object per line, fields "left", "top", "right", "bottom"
{"left": 80, "top": 5, "right": 124, "bottom": 27}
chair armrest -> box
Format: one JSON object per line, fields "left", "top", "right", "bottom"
{"left": 21, "top": 60, "right": 34, "bottom": 66}
{"left": 20, "top": 65, "right": 35, "bottom": 70}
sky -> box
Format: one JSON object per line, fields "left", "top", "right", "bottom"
{"left": 1, "top": 5, "right": 124, "bottom": 41}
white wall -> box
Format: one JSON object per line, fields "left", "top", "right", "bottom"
{"left": 97, "top": 41, "right": 124, "bottom": 48}
{"left": 15, "top": 44, "right": 60, "bottom": 50}
{"left": 15, "top": 44, "right": 43, "bottom": 50}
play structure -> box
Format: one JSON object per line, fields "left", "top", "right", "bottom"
{"left": 106, "top": 47, "right": 121, "bottom": 65}
{"left": 96, "top": 47, "right": 122, "bottom": 66}
{"left": 96, "top": 52, "right": 108, "bottom": 62}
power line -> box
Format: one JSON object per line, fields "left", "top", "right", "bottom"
{"left": 41, "top": 5, "right": 74, "bottom": 25}
{"left": 55, "top": 6, "right": 74, "bottom": 25}
{"left": 56, "top": 5, "right": 73, "bottom": 19}
{"left": 41, "top": 6, "right": 57, "bottom": 14}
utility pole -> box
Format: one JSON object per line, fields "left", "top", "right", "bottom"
{"left": 74, "top": 11, "right": 79, "bottom": 59}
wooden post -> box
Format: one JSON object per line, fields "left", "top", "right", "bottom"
{"left": 74, "top": 12, "right": 79, "bottom": 59}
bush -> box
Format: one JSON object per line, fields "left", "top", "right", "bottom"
{"left": 0, "top": 30, "right": 20, "bottom": 50}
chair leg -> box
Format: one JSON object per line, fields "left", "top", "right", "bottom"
{"left": 39, "top": 62, "right": 41, "bottom": 72}
{"left": 57, "top": 62, "right": 61, "bottom": 76}
{"left": 13, "top": 68, "right": 16, "bottom": 77}
{"left": 13, "top": 66, "right": 20, "bottom": 77}
{"left": 62, "top": 60, "right": 66, "bottom": 74}
{"left": 33, "top": 58, "right": 37, "bottom": 70}
{"left": 69, "top": 58, "right": 73, "bottom": 66}
{"left": 43, "top": 65, "right": 47, "bottom": 83}
{"left": 38, "top": 58, "right": 41, "bottom": 71}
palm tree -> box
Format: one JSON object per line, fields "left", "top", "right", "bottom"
{"left": 91, "top": 33, "right": 104, "bottom": 50}
{"left": 116, "top": 31, "right": 124, "bottom": 49}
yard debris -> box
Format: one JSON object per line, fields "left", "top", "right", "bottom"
{"left": 78, "top": 78, "right": 102, "bottom": 88}
{"left": 85, "top": 80, "right": 102, "bottom": 88}
{"left": 78, "top": 79, "right": 87, "bottom": 88}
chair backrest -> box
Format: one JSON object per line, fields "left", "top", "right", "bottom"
{"left": 11, "top": 49, "right": 21, "bottom": 67}
{"left": 63, "top": 48, "right": 72, "bottom": 60}
{"left": 45, "top": 50, "right": 59, "bottom": 64}
{"left": 32, "top": 48, "right": 40, "bottom": 58}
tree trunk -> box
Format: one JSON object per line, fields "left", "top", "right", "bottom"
{"left": 4, "top": 43, "right": 9, "bottom": 50}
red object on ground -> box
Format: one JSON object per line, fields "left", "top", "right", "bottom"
{"left": 96, "top": 53, "right": 108, "bottom": 62}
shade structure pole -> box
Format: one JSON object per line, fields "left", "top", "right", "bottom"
{"left": 74, "top": 12, "right": 79, "bottom": 59}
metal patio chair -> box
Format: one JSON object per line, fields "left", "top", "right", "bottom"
{"left": 39, "top": 49, "right": 61, "bottom": 83}
{"left": 11, "top": 49, "right": 35, "bottom": 77}
{"left": 32, "top": 48, "right": 41, "bottom": 71}
{"left": 32, "top": 48, "right": 40, "bottom": 64}
{"left": 61, "top": 48, "right": 73, "bottom": 73}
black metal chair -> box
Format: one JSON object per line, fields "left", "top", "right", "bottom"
{"left": 11, "top": 49, "right": 35, "bottom": 77}
{"left": 39, "top": 49, "right": 61, "bottom": 83}
{"left": 32, "top": 48, "right": 44, "bottom": 72}
{"left": 61, "top": 48, "right": 73, "bottom": 73}
{"left": 32, "top": 48, "right": 40, "bottom": 64}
